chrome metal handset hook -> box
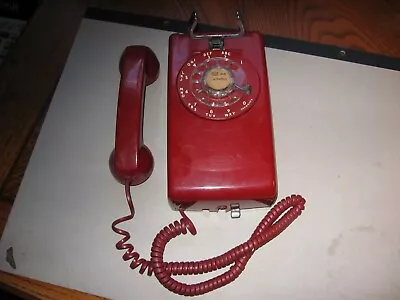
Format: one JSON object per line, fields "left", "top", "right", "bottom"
{"left": 189, "top": 10, "right": 245, "bottom": 39}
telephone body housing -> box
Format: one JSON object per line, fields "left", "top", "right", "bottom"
{"left": 167, "top": 31, "right": 277, "bottom": 211}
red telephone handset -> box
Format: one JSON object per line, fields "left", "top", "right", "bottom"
{"left": 110, "top": 46, "right": 160, "bottom": 186}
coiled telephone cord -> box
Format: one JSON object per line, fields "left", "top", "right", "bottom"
{"left": 112, "top": 182, "right": 306, "bottom": 296}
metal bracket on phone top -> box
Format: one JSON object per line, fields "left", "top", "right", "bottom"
{"left": 189, "top": 10, "right": 245, "bottom": 40}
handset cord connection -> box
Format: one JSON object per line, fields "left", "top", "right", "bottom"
{"left": 112, "top": 181, "right": 306, "bottom": 296}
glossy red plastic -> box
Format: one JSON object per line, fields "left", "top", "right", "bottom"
{"left": 167, "top": 32, "right": 277, "bottom": 209}
{"left": 110, "top": 46, "right": 160, "bottom": 186}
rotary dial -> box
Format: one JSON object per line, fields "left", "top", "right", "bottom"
{"left": 177, "top": 50, "right": 259, "bottom": 120}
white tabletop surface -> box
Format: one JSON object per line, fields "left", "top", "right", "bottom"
{"left": 0, "top": 18, "right": 399, "bottom": 300}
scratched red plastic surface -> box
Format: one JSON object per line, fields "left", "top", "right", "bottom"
{"left": 167, "top": 32, "right": 277, "bottom": 208}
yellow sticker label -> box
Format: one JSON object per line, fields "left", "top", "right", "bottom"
{"left": 205, "top": 68, "right": 232, "bottom": 90}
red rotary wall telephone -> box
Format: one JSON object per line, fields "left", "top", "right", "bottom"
{"left": 109, "top": 11, "right": 306, "bottom": 296}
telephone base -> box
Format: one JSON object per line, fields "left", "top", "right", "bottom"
{"left": 169, "top": 198, "right": 274, "bottom": 218}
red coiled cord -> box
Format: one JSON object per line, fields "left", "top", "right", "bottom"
{"left": 112, "top": 183, "right": 306, "bottom": 296}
